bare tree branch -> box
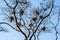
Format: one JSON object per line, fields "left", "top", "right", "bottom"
{"left": 0, "top": 22, "right": 20, "bottom": 32}
{"left": 4, "top": 0, "right": 13, "bottom": 9}
{"left": 29, "top": 0, "right": 54, "bottom": 40}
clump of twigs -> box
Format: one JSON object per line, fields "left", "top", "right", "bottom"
{"left": 9, "top": 16, "right": 14, "bottom": 22}
{"left": 32, "top": 17, "right": 37, "bottom": 22}
{"left": 20, "top": 9, "right": 24, "bottom": 15}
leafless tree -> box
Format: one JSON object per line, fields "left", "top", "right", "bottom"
{"left": 0, "top": 0, "right": 60, "bottom": 40}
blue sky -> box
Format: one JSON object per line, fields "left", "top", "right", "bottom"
{"left": 0, "top": 0, "right": 60, "bottom": 40}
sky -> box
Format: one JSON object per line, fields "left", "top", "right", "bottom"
{"left": 0, "top": 0, "right": 60, "bottom": 40}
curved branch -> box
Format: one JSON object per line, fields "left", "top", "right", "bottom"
{"left": 0, "top": 22, "right": 20, "bottom": 32}
{"left": 49, "top": 18, "right": 59, "bottom": 40}
{"left": 29, "top": 0, "right": 54, "bottom": 40}
{"left": 4, "top": 0, "right": 13, "bottom": 9}
{"left": 13, "top": 6, "right": 27, "bottom": 39}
